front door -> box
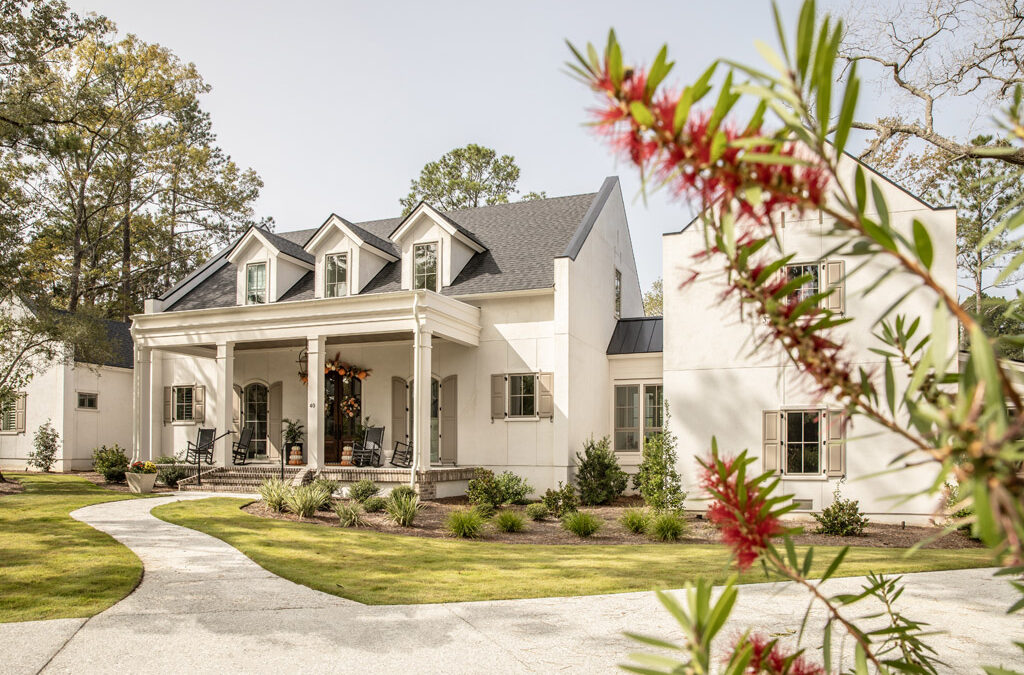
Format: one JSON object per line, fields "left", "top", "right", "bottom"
{"left": 324, "top": 372, "right": 362, "bottom": 464}
{"left": 243, "top": 383, "right": 269, "bottom": 460}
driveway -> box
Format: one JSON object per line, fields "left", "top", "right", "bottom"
{"left": 1, "top": 494, "right": 1020, "bottom": 674}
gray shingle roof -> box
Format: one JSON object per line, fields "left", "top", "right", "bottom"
{"left": 607, "top": 317, "right": 663, "bottom": 355}
{"left": 70, "top": 317, "right": 135, "bottom": 368}
{"left": 257, "top": 227, "right": 314, "bottom": 264}
{"left": 163, "top": 188, "right": 604, "bottom": 311}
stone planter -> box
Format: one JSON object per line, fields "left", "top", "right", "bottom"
{"left": 126, "top": 472, "right": 157, "bottom": 494}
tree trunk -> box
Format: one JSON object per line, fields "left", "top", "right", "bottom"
{"left": 976, "top": 250, "right": 983, "bottom": 316}
{"left": 121, "top": 175, "right": 132, "bottom": 322}
{"left": 67, "top": 234, "right": 83, "bottom": 312}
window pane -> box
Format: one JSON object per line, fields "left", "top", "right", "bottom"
{"left": 615, "top": 430, "right": 638, "bottom": 452}
{"left": 614, "top": 269, "right": 622, "bottom": 317}
{"left": 784, "top": 410, "right": 821, "bottom": 474}
{"left": 644, "top": 385, "right": 663, "bottom": 430}
{"left": 786, "top": 264, "right": 819, "bottom": 303}
{"left": 414, "top": 243, "right": 438, "bottom": 290}
{"left": 325, "top": 254, "right": 347, "bottom": 297}
{"left": 246, "top": 263, "right": 266, "bottom": 304}
{"left": 786, "top": 443, "right": 803, "bottom": 473}
{"left": 614, "top": 385, "right": 640, "bottom": 451}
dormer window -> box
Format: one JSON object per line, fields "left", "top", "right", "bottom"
{"left": 413, "top": 242, "right": 438, "bottom": 291}
{"left": 325, "top": 253, "right": 348, "bottom": 298}
{"left": 245, "top": 262, "right": 267, "bottom": 304}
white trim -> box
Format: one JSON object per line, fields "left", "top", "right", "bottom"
{"left": 227, "top": 228, "right": 314, "bottom": 270}
{"left": 413, "top": 241, "right": 440, "bottom": 292}
{"left": 391, "top": 203, "right": 486, "bottom": 253}
{"left": 305, "top": 214, "right": 399, "bottom": 262}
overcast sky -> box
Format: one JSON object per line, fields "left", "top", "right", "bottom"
{"left": 64, "top": 0, "right": 904, "bottom": 293}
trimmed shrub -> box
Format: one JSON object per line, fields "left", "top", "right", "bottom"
{"left": 814, "top": 481, "right": 869, "bottom": 536}
{"left": 362, "top": 496, "right": 388, "bottom": 513}
{"left": 575, "top": 436, "right": 628, "bottom": 505}
{"left": 157, "top": 464, "right": 189, "bottom": 488}
{"left": 496, "top": 471, "right": 533, "bottom": 505}
{"left": 152, "top": 455, "right": 180, "bottom": 464}
{"left": 284, "top": 484, "right": 328, "bottom": 518}
{"left": 945, "top": 482, "right": 974, "bottom": 533}
{"left": 466, "top": 468, "right": 504, "bottom": 508}
{"left": 494, "top": 509, "right": 526, "bottom": 533}
{"left": 334, "top": 501, "right": 367, "bottom": 527}
{"left": 620, "top": 508, "right": 650, "bottom": 535}
{"left": 542, "top": 482, "right": 579, "bottom": 518}
{"left": 525, "top": 503, "right": 549, "bottom": 521}
{"left": 28, "top": 421, "right": 60, "bottom": 472}
{"left": 258, "top": 478, "right": 291, "bottom": 513}
{"left": 92, "top": 444, "right": 129, "bottom": 483}
{"left": 562, "top": 510, "right": 602, "bottom": 538}
{"left": 389, "top": 485, "right": 417, "bottom": 502}
{"left": 386, "top": 492, "right": 421, "bottom": 527}
{"left": 446, "top": 508, "right": 486, "bottom": 538}
{"left": 633, "top": 410, "right": 686, "bottom": 512}
{"left": 648, "top": 512, "right": 686, "bottom": 541}
{"left": 349, "top": 479, "right": 379, "bottom": 503}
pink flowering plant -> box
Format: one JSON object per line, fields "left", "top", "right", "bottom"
{"left": 569, "top": 1, "right": 1024, "bottom": 673}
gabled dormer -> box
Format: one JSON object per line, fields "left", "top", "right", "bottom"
{"left": 390, "top": 203, "right": 486, "bottom": 291}
{"left": 303, "top": 214, "right": 400, "bottom": 297}
{"left": 225, "top": 227, "right": 314, "bottom": 305}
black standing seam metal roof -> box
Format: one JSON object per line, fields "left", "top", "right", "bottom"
{"left": 163, "top": 186, "right": 612, "bottom": 312}
{"left": 607, "top": 317, "right": 663, "bottom": 355}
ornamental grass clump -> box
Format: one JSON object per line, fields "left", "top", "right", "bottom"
{"left": 620, "top": 508, "right": 650, "bottom": 534}
{"left": 284, "top": 484, "right": 325, "bottom": 518}
{"left": 493, "top": 509, "right": 526, "bottom": 533}
{"left": 389, "top": 485, "right": 416, "bottom": 502}
{"left": 562, "top": 510, "right": 602, "bottom": 538}
{"left": 648, "top": 511, "right": 687, "bottom": 542}
{"left": 386, "top": 492, "right": 421, "bottom": 527}
{"left": 333, "top": 501, "right": 367, "bottom": 528}
{"left": 446, "top": 508, "right": 486, "bottom": 538}
{"left": 258, "top": 478, "right": 291, "bottom": 513}
{"left": 310, "top": 478, "right": 339, "bottom": 498}
{"left": 349, "top": 479, "right": 379, "bottom": 503}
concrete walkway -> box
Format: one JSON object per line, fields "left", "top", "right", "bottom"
{"left": 1, "top": 494, "right": 1020, "bottom": 675}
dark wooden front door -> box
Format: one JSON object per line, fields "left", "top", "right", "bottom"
{"left": 324, "top": 372, "right": 361, "bottom": 464}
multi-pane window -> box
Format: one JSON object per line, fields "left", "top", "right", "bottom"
{"left": 77, "top": 392, "right": 98, "bottom": 410}
{"left": 173, "top": 386, "right": 194, "bottom": 422}
{"left": 246, "top": 262, "right": 267, "bottom": 304}
{"left": 615, "top": 383, "right": 664, "bottom": 451}
{"left": 614, "top": 268, "right": 622, "bottom": 318}
{"left": 643, "top": 384, "right": 663, "bottom": 442}
{"left": 508, "top": 374, "right": 537, "bottom": 417}
{"left": 786, "top": 263, "right": 819, "bottom": 303}
{"left": 0, "top": 397, "right": 16, "bottom": 431}
{"left": 785, "top": 409, "right": 821, "bottom": 474}
{"left": 413, "top": 242, "right": 438, "bottom": 291}
{"left": 325, "top": 253, "right": 348, "bottom": 298}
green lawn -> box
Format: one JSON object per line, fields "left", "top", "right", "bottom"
{"left": 0, "top": 474, "right": 144, "bottom": 623}
{"left": 154, "top": 497, "right": 995, "bottom": 605}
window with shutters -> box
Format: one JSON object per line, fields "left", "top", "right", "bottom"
{"left": 245, "top": 262, "right": 267, "bottom": 304}
{"left": 613, "top": 382, "right": 664, "bottom": 452}
{"left": 173, "top": 386, "right": 195, "bottom": 422}
{"left": 784, "top": 260, "right": 845, "bottom": 313}
{"left": 77, "top": 392, "right": 98, "bottom": 410}
{"left": 508, "top": 374, "right": 537, "bottom": 417}
{"left": 785, "top": 409, "right": 822, "bottom": 475}
{"left": 785, "top": 263, "right": 819, "bottom": 302}
{"left": 413, "top": 242, "right": 438, "bottom": 291}
{"left": 324, "top": 253, "right": 348, "bottom": 298}
{"left": 0, "top": 395, "right": 19, "bottom": 431}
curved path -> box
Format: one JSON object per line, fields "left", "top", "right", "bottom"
{"left": 2, "top": 494, "right": 1020, "bottom": 674}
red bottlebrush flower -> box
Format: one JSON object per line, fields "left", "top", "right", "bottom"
{"left": 699, "top": 451, "right": 784, "bottom": 569}
{"left": 734, "top": 633, "right": 826, "bottom": 675}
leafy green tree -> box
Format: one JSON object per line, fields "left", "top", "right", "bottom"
{"left": 400, "top": 143, "right": 521, "bottom": 215}
{"left": 642, "top": 277, "right": 662, "bottom": 316}
{"left": 965, "top": 294, "right": 1024, "bottom": 361}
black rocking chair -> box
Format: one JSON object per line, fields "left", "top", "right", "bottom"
{"left": 231, "top": 426, "right": 255, "bottom": 465}
{"left": 352, "top": 427, "right": 385, "bottom": 467}
{"left": 186, "top": 427, "right": 217, "bottom": 465}
{"left": 390, "top": 441, "right": 413, "bottom": 468}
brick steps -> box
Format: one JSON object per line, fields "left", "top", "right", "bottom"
{"left": 177, "top": 466, "right": 306, "bottom": 493}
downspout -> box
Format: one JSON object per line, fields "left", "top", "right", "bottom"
{"left": 410, "top": 291, "right": 421, "bottom": 488}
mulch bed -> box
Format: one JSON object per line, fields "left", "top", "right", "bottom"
{"left": 242, "top": 495, "right": 984, "bottom": 549}
{"left": 74, "top": 471, "right": 177, "bottom": 494}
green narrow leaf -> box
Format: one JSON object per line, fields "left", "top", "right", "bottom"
{"left": 822, "top": 620, "right": 833, "bottom": 672}
{"left": 854, "top": 166, "right": 867, "bottom": 214}
{"left": 885, "top": 359, "right": 896, "bottom": 415}
{"left": 795, "top": 0, "right": 816, "bottom": 81}
{"left": 833, "top": 61, "right": 858, "bottom": 155}
{"left": 707, "top": 71, "right": 736, "bottom": 137}
{"left": 629, "top": 101, "right": 655, "bottom": 127}
{"left": 970, "top": 323, "right": 1004, "bottom": 412}
{"left": 912, "top": 219, "right": 934, "bottom": 269}
{"left": 820, "top": 546, "right": 849, "bottom": 581}
{"left": 755, "top": 39, "right": 788, "bottom": 77}
{"left": 645, "top": 45, "right": 672, "bottom": 99}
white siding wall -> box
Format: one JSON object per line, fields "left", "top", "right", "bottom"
{"left": 662, "top": 157, "right": 958, "bottom": 522}
{"left": 0, "top": 365, "right": 63, "bottom": 470}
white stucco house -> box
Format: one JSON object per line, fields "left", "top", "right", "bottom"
{"left": 0, "top": 307, "right": 134, "bottom": 472}
{"left": 130, "top": 164, "right": 956, "bottom": 518}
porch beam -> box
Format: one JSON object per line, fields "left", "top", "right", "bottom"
{"left": 306, "top": 335, "right": 326, "bottom": 469}
{"left": 216, "top": 341, "right": 235, "bottom": 465}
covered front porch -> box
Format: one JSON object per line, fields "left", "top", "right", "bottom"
{"left": 130, "top": 290, "right": 481, "bottom": 478}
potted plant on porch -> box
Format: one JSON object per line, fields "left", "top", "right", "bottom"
{"left": 126, "top": 461, "right": 158, "bottom": 494}
{"left": 283, "top": 419, "right": 304, "bottom": 465}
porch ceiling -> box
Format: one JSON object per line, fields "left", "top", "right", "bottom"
{"left": 130, "top": 290, "right": 482, "bottom": 349}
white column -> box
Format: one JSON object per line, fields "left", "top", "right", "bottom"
{"left": 413, "top": 330, "right": 433, "bottom": 472}
{"left": 132, "top": 346, "right": 151, "bottom": 461}
{"left": 216, "top": 341, "right": 235, "bottom": 465}
{"left": 306, "top": 335, "right": 326, "bottom": 469}
{"left": 148, "top": 350, "right": 162, "bottom": 461}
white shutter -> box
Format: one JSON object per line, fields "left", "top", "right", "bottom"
{"left": 440, "top": 375, "right": 457, "bottom": 464}
{"left": 537, "top": 372, "right": 554, "bottom": 419}
{"left": 15, "top": 393, "right": 26, "bottom": 433}
{"left": 163, "top": 386, "right": 172, "bottom": 424}
{"left": 391, "top": 377, "right": 408, "bottom": 444}
{"left": 491, "top": 374, "right": 506, "bottom": 420}
{"left": 822, "top": 260, "right": 846, "bottom": 314}
{"left": 825, "top": 409, "right": 846, "bottom": 477}
{"left": 193, "top": 385, "right": 205, "bottom": 423}
{"left": 762, "top": 410, "right": 782, "bottom": 474}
